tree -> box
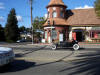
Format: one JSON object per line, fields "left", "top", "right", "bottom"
{"left": 32, "top": 16, "right": 46, "bottom": 43}
{"left": 95, "top": 0, "right": 100, "bottom": 17}
{"left": 33, "top": 17, "right": 46, "bottom": 31}
{"left": 0, "top": 24, "right": 5, "bottom": 41}
{"left": 5, "top": 8, "right": 20, "bottom": 42}
{"left": 19, "top": 26, "right": 26, "bottom": 33}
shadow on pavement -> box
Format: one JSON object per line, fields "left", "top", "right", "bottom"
{"left": 15, "top": 46, "right": 47, "bottom": 58}
{"left": 0, "top": 59, "right": 36, "bottom": 73}
{"left": 35, "top": 50, "right": 74, "bottom": 67}
{"left": 59, "top": 50, "right": 100, "bottom": 75}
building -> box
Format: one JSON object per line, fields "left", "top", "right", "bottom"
{"left": 43, "top": 0, "right": 100, "bottom": 43}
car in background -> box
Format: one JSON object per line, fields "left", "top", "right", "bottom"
{"left": 16, "top": 39, "right": 26, "bottom": 43}
{"left": 0, "top": 47, "right": 15, "bottom": 66}
{"left": 51, "top": 40, "right": 80, "bottom": 50}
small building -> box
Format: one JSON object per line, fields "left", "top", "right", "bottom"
{"left": 43, "top": 0, "right": 100, "bottom": 43}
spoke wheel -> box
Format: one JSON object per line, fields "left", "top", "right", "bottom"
{"left": 73, "top": 44, "right": 80, "bottom": 50}
{"left": 51, "top": 45, "right": 57, "bottom": 50}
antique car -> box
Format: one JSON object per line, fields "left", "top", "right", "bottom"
{"left": 0, "top": 47, "right": 15, "bottom": 66}
{"left": 51, "top": 40, "right": 80, "bottom": 50}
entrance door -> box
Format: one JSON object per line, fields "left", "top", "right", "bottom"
{"left": 76, "top": 32, "right": 83, "bottom": 42}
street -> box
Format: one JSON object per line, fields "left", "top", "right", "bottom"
{"left": 0, "top": 42, "right": 100, "bottom": 75}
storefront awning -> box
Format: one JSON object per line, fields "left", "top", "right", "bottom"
{"left": 44, "top": 27, "right": 55, "bottom": 29}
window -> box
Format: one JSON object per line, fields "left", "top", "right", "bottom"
{"left": 52, "top": 11, "right": 57, "bottom": 18}
{"left": 48, "top": 8, "right": 50, "bottom": 11}
{"left": 51, "top": 30, "right": 57, "bottom": 39}
{"left": 48, "top": 12, "right": 50, "bottom": 18}
{"left": 45, "top": 31, "right": 47, "bottom": 39}
{"left": 61, "top": 8, "right": 63, "bottom": 11}
{"left": 53, "top": 7, "right": 56, "bottom": 10}
{"left": 60, "top": 11, "right": 64, "bottom": 18}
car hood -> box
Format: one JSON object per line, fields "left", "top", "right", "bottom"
{"left": 0, "top": 47, "right": 12, "bottom": 54}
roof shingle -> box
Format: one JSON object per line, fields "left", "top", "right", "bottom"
{"left": 67, "top": 8, "right": 100, "bottom": 26}
{"left": 44, "top": 18, "right": 68, "bottom": 26}
{"left": 47, "top": 0, "right": 67, "bottom": 8}
{"left": 43, "top": 8, "right": 100, "bottom": 26}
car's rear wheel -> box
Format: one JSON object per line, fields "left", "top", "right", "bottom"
{"left": 73, "top": 44, "right": 80, "bottom": 50}
{"left": 51, "top": 45, "right": 57, "bottom": 50}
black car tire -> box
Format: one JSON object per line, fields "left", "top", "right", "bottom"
{"left": 73, "top": 44, "right": 80, "bottom": 50}
{"left": 51, "top": 45, "right": 57, "bottom": 50}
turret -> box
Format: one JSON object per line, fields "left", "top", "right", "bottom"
{"left": 46, "top": 0, "right": 67, "bottom": 19}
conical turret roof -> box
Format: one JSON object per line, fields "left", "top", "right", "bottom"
{"left": 47, "top": 0, "right": 67, "bottom": 8}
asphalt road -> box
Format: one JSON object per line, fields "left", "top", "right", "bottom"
{"left": 1, "top": 57, "right": 100, "bottom": 75}
{"left": 0, "top": 42, "right": 100, "bottom": 75}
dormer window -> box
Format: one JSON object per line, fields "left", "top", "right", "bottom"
{"left": 52, "top": 11, "right": 57, "bottom": 18}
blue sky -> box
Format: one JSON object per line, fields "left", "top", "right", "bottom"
{"left": 0, "top": 0, "right": 96, "bottom": 28}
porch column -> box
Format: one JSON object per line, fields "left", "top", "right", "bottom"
{"left": 69, "top": 31, "right": 72, "bottom": 40}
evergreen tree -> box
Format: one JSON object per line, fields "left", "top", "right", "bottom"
{"left": 0, "top": 24, "right": 5, "bottom": 41}
{"left": 95, "top": 0, "right": 100, "bottom": 17}
{"left": 5, "top": 8, "right": 20, "bottom": 42}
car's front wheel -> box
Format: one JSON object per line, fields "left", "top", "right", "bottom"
{"left": 73, "top": 44, "right": 80, "bottom": 50}
{"left": 51, "top": 45, "right": 57, "bottom": 50}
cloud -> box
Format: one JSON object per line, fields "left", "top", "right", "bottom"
{"left": 44, "top": 14, "right": 48, "bottom": 19}
{"left": 0, "top": 16, "right": 4, "bottom": 22}
{"left": 0, "top": 2, "right": 5, "bottom": 9}
{"left": 16, "top": 15, "right": 23, "bottom": 22}
{"left": 75, "top": 5, "right": 94, "bottom": 9}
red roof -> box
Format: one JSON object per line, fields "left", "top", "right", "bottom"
{"left": 67, "top": 8, "right": 100, "bottom": 26}
{"left": 47, "top": 0, "right": 67, "bottom": 8}
{"left": 44, "top": 18, "right": 67, "bottom": 26}
{"left": 44, "top": 8, "right": 100, "bottom": 26}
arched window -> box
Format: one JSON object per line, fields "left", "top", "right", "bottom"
{"left": 52, "top": 11, "right": 57, "bottom": 18}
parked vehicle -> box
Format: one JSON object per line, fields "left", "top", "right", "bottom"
{"left": 0, "top": 47, "right": 15, "bottom": 66}
{"left": 16, "top": 39, "right": 26, "bottom": 43}
{"left": 51, "top": 40, "right": 80, "bottom": 50}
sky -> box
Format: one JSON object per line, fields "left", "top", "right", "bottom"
{"left": 0, "top": 0, "right": 96, "bottom": 28}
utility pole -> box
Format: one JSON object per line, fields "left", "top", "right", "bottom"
{"left": 29, "top": 0, "right": 34, "bottom": 44}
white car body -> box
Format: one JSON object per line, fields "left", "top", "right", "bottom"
{"left": 0, "top": 47, "right": 15, "bottom": 66}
